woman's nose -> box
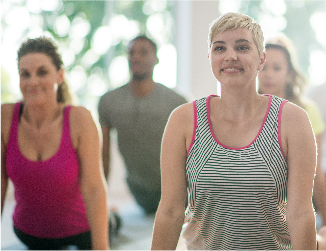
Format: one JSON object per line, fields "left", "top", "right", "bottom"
{"left": 225, "top": 49, "right": 237, "bottom": 61}
{"left": 26, "top": 75, "right": 39, "bottom": 86}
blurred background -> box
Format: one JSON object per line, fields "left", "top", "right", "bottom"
{"left": 2, "top": 0, "right": 326, "bottom": 113}
{"left": 1, "top": 0, "right": 326, "bottom": 250}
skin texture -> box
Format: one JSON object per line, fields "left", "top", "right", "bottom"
{"left": 151, "top": 28, "right": 317, "bottom": 250}
{"left": 1, "top": 52, "right": 109, "bottom": 250}
{"left": 101, "top": 38, "right": 159, "bottom": 180}
{"left": 259, "top": 47, "right": 326, "bottom": 227}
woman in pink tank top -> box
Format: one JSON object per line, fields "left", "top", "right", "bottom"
{"left": 1, "top": 37, "right": 109, "bottom": 250}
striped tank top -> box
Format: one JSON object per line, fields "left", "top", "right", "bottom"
{"left": 182, "top": 94, "right": 291, "bottom": 250}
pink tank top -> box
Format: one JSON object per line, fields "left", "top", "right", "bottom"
{"left": 6, "top": 102, "right": 90, "bottom": 238}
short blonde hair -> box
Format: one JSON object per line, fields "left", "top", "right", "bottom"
{"left": 208, "top": 12, "right": 265, "bottom": 57}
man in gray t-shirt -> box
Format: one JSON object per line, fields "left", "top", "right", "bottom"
{"left": 98, "top": 36, "right": 187, "bottom": 214}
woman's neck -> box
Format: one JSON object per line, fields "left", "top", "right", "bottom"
{"left": 22, "top": 102, "right": 64, "bottom": 129}
{"left": 218, "top": 87, "right": 265, "bottom": 121}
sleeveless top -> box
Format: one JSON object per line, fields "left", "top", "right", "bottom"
{"left": 182, "top": 95, "right": 291, "bottom": 250}
{"left": 6, "top": 102, "right": 90, "bottom": 238}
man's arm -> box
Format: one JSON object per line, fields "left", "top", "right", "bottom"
{"left": 101, "top": 124, "right": 111, "bottom": 181}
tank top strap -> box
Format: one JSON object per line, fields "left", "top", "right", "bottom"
{"left": 61, "top": 105, "right": 73, "bottom": 148}
{"left": 8, "top": 102, "right": 23, "bottom": 146}
{"left": 260, "top": 95, "right": 287, "bottom": 134}
{"left": 195, "top": 95, "right": 212, "bottom": 126}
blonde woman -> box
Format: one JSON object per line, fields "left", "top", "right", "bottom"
{"left": 151, "top": 13, "right": 320, "bottom": 250}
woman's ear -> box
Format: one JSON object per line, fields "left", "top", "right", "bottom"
{"left": 57, "top": 68, "right": 64, "bottom": 85}
{"left": 258, "top": 52, "right": 266, "bottom": 71}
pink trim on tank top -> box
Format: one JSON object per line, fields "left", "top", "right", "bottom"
{"left": 278, "top": 100, "right": 288, "bottom": 160}
{"left": 187, "top": 101, "right": 198, "bottom": 157}
{"left": 207, "top": 94, "right": 273, "bottom": 150}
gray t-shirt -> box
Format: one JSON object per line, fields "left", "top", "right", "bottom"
{"left": 98, "top": 83, "right": 187, "bottom": 191}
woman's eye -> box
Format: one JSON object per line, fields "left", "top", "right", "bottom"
{"left": 20, "top": 72, "right": 29, "bottom": 78}
{"left": 237, "top": 45, "right": 249, "bottom": 51}
{"left": 38, "top": 70, "right": 47, "bottom": 76}
{"left": 214, "top": 46, "right": 225, "bottom": 51}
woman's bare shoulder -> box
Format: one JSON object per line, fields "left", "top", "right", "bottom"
{"left": 1, "top": 103, "right": 15, "bottom": 117}
{"left": 169, "top": 102, "right": 194, "bottom": 122}
{"left": 165, "top": 102, "right": 195, "bottom": 140}
{"left": 281, "top": 101, "right": 312, "bottom": 136}
{"left": 1, "top": 103, "right": 16, "bottom": 144}
{"left": 69, "top": 105, "right": 92, "bottom": 120}
{"left": 1, "top": 103, "right": 16, "bottom": 125}
{"left": 282, "top": 101, "right": 310, "bottom": 125}
{"left": 68, "top": 105, "right": 98, "bottom": 133}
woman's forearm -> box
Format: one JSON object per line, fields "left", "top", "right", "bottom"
{"left": 82, "top": 185, "right": 109, "bottom": 250}
{"left": 151, "top": 206, "right": 185, "bottom": 250}
{"left": 288, "top": 210, "right": 317, "bottom": 250}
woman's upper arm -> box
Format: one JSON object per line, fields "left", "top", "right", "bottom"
{"left": 160, "top": 103, "right": 194, "bottom": 210}
{"left": 282, "top": 103, "right": 316, "bottom": 214}
{"left": 70, "top": 107, "right": 105, "bottom": 191}
{"left": 1, "top": 104, "right": 14, "bottom": 214}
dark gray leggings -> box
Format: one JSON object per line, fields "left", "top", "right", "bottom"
{"left": 14, "top": 226, "right": 92, "bottom": 250}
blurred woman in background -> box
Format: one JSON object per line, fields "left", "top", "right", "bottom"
{"left": 258, "top": 36, "right": 326, "bottom": 229}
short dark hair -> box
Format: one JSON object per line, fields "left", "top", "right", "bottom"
{"left": 129, "top": 35, "right": 158, "bottom": 55}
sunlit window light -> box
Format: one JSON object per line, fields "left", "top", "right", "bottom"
{"left": 87, "top": 69, "right": 108, "bottom": 96}
{"left": 69, "top": 16, "right": 91, "bottom": 39}
{"left": 26, "top": 0, "right": 42, "bottom": 14}
{"left": 309, "top": 50, "right": 326, "bottom": 86}
{"left": 258, "top": 13, "right": 287, "bottom": 35}
{"left": 61, "top": 49, "right": 75, "bottom": 68}
{"left": 67, "top": 65, "right": 87, "bottom": 93}
{"left": 26, "top": 27, "right": 48, "bottom": 39}
{"left": 143, "top": 0, "right": 167, "bottom": 15}
{"left": 261, "top": 0, "right": 286, "bottom": 16}
{"left": 92, "top": 26, "right": 113, "bottom": 55}
{"left": 109, "top": 15, "right": 139, "bottom": 43}
{"left": 81, "top": 49, "right": 100, "bottom": 70}
{"left": 4, "top": 7, "right": 31, "bottom": 28}
{"left": 146, "top": 13, "right": 165, "bottom": 37}
{"left": 41, "top": 0, "right": 61, "bottom": 12}
{"left": 218, "top": 0, "right": 241, "bottom": 14}
{"left": 54, "top": 15, "right": 70, "bottom": 37}
{"left": 69, "top": 38, "right": 86, "bottom": 55}
{"left": 154, "top": 44, "right": 176, "bottom": 88}
{"left": 109, "top": 56, "right": 130, "bottom": 89}
{"left": 310, "top": 11, "right": 326, "bottom": 47}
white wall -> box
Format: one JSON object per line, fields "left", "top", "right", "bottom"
{"left": 174, "top": 1, "right": 220, "bottom": 100}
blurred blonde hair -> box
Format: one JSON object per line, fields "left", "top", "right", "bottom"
{"left": 208, "top": 12, "right": 265, "bottom": 57}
